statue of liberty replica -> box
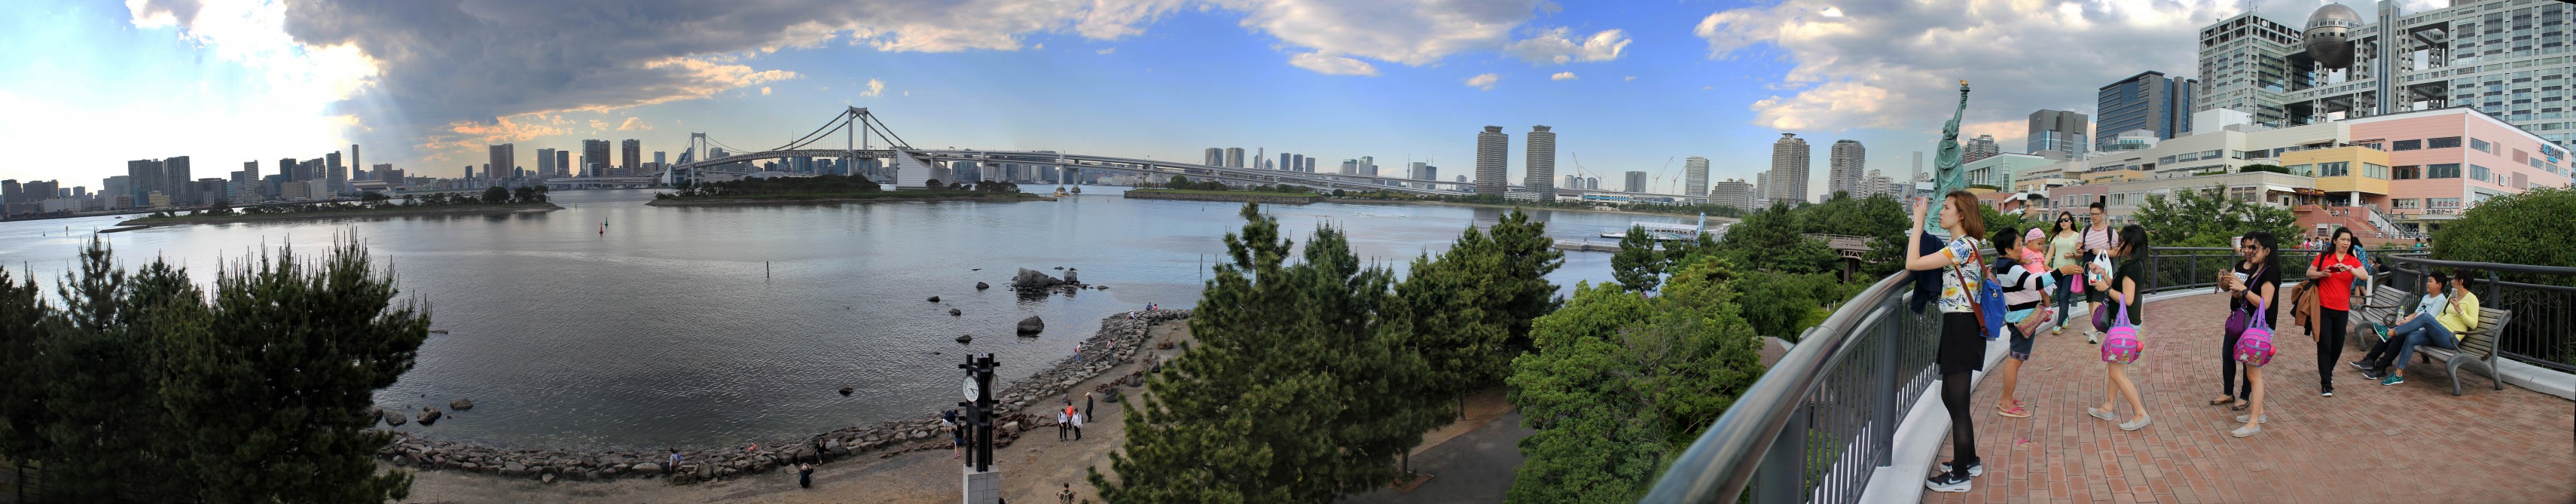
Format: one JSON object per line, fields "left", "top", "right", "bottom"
{"left": 1911, "top": 80, "right": 1972, "bottom": 311}
{"left": 1926, "top": 80, "right": 1972, "bottom": 236}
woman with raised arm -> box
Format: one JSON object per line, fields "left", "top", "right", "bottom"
{"left": 1905, "top": 190, "right": 1988, "bottom": 493}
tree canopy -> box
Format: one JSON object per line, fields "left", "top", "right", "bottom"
{"left": 2130, "top": 184, "right": 2299, "bottom": 247}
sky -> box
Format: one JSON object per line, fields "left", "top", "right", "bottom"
{"left": 0, "top": 0, "right": 2441, "bottom": 199}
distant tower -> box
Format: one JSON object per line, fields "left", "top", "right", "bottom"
{"left": 1475, "top": 126, "right": 1508, "bottom": 195}
{"left": 1622, "top": 171, "right": 1646, "bottom": 193}
{"left": 1225, "top": 148, "right": 1245, "bottom": 168}
{"left": 1964, "top": 135, "right": 2000, "bottom": 163}
{"left": 1769, "top": 133, "right": 1809, "bottom": 205}
{"left": 1524, "top": 125, "right": 1557, "bottom": 199}
{"left": 621, "top": 139, "right": 642, "bottom": 173}
{"left": 1828, "top": 139, "right": 1865, "bottom": 198}
{"left": 1683, "top": 157, "right": 1710, "bottom": 197}
{"left": 1204, "top": 148, "right": 1222, "bottom": 166}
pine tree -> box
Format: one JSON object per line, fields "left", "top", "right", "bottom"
{"left": 37, "top": 241, "right": 197, "bottom": 499}
{"left": 1093, "top": 203, "right": 1442, "bottom": 503}
{"left": 0, "top": 264, "right": 44, "bottom": 460}
{"left": 160, "top": 239, "right": 423, "bottom": 502}
{"left": 1393, "top": 209, "right": 1563, "bottom": 412}
{"left": 1610, "top": 225, "right": 1663, "bottom": 292}
{"left": 1506, "top": 258, "right": 1765, "bottom": 502}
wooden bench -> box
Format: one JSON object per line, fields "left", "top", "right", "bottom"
{"left": 2347, "top": 285, "right": 2513, "bottom": 395}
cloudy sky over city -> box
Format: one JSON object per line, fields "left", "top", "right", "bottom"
{"left": 2, "top": 0, "right": 2437, "bottom": 197}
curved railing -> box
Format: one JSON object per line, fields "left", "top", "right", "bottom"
{"left": 1641, "top": 268, "right": 1938, "bottom": 503}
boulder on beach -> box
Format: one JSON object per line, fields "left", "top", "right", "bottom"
{"left": 631, "top": 462, "right": 663, "bottom": 475}
{"left": 949, "top": 308, "right": 962, "bottom": 316}
{"left": 417, "top": 408, "right": 441, "bottom": 425}
{"left": 957, "top": 334, "right": 974, "bottom": 344}
{"left": 839, "top": 386, "right": 854, "bottom": 396}
{"left": 1017, "top": 316, "right": 1045, "bottom": 334}
{"left": 449, "top": 399, "right": 475, "bottom": 411}
{"left": 927, "top": 295, "right": 941, "bottom": 303}
{"left": 975, "top": 282, "right": 990, "bottom": 290}
{"left": 383, "top": 410, "right": 406, "bottom": 426}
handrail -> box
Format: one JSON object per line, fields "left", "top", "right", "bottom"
{"left": 1641, "top": 269, "right": 1915, "bottom": 502}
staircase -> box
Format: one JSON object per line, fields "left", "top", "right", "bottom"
{"left": 2364, "top": 205, "right": 2404, "bottom": 238}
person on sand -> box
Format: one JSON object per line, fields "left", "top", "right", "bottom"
{"left": 797, "top": 463, "right": 813, "bottom": 488}
{"left": 1085, "top": 392, "right": 1095, "bottom": 418}
{"left": 1061, "top": 483, "right": 1078, "bottom": 504}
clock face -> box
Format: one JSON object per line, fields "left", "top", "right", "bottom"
{"left": 962, "top": 376, "right": 980, "bottom": 401}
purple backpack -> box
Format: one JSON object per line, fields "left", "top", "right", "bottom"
{"left": 2235, "top": 298, "right": 2278, "bottom": 367}
{"left": 2098, "top": 299, "right": 2141, "bottom": 365}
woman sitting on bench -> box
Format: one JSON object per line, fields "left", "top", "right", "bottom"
{"left": 2357, "top": 271, "right": 2480, "bottom": 386}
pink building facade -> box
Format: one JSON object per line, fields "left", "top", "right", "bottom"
{"left": 2346, "top": 108, "right": 2574, "bottom": 235}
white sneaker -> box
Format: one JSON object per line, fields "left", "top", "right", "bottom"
{"left": 1937, "top": 460, "right": 1984, "bottom": 477}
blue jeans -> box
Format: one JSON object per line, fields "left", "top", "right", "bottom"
{"left": 2387, "top": 316, "right": 2457, "bottom": 370}
{"left": 2050, "top": 271, "right": 2077, "bottom": 328}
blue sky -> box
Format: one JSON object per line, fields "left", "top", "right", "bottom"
{"left": 2, "top": 0, "right": 2397, "bottom": 198}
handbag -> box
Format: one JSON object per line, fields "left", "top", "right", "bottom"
{"left": 2235, "top": 296, "right": 2278, "bottom": 367}
{"left": 2099, "top": 298, "right": 2142, "bottom": 364}
{"left": 2223, "top": 266, "right": 2266, "bottom": 338}
{"left": 1949, "top": 243, "right": 2008, "bottom": 340}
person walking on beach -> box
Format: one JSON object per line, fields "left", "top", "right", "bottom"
{"left": 1084, "top": 392, "right": 1094, "bottom": 418}
{"left": 1904, "top": 191, "right": 1988, "bottom": 493}
{"left": 2086, "top": 225, "right": 2153, "bottom": 432}
{"left": 1061, "top": 483, "right": 1079, "bottom": 504}
{"left": 797, "top": 463, "right": 813, "bottom": 488}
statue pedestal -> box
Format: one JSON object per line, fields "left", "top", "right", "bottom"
{"left": 963, "top": 468, "right": 1001, "bottom": 504}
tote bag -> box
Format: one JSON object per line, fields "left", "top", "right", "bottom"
{"left": 2234, "top": 297, "right": 2278, "bottom": 367}
{"left": 2098, "top": 299, "right": 2141, "bottom": 364}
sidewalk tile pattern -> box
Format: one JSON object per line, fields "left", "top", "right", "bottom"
{"left": 1924, "top": 293, "right": 2576, "bottom": 503}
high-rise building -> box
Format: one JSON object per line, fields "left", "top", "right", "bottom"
{"left": 1964, "top": 135, "right": 2001, "bottom": 163}
{"left": 1409, "top": 161, "right": 1438, "bottom": 181}
{"left": 1301, "top": 157, "right": 1315, "bottom": 173}
{"left": 557, "top": 151, "right": 572, "bottom": 177}
{"left": 238, "top": 161, "right": 258, "bottom": 183}
{"left": 1224, "top": 147, "right": 1245, "bottom": 168}
{"left": 655, "top": 151, "right": 667, "bottom": 167}
{"left": 1754, "top": 170, "right": 1769, "bottom": 206}
{"left": 1585, "top": 177, "right": 1598, "bottom": 190}
{"left": 487, "top": 144, "right": 515, "bottom": 182}
{"left": 582, "top": 140, "right": 611, "bottom": 177}
{"left": 1204, "top": 148, "right": 1222, "bottom": 166}
{"left": 621, "top": 139, "right": 642, "bottom": 173}
{"left": 1476, "top": 126, "right": 1508, "bottom": 194}
{"left": 1714, "top": 179, "right": 1753, "bottom": 209}
{"left": 1768, "top": 133, "right": 1809, "bottom": 205}
{"left": 1683, "top": 157, "right": 1710, "bottom": 197}
{"left": 349, "top": 144, "right": 360, "bottom": 180}
{"left": 1524, "top": 125, "right": 1557, "bottom": 199}
{"left": 163, "top": 156, "right": 192, "bottom": 205}
{"left": 1828, "top": 139, "right": 1866, "bottom": 197}
{"left": 2028, "top": 109, "right": 2091, "bottom": 160}
{"left": 1563, "top": 175, "right": 1580, "bottom": 190}
{"left": 327, "top": 151, "right": 346, "bottom": 195}
{"left": 279, "top": 158, "right": 298, "bottom": 182}
{"left": 2193, "top": 3, "right": 2576, "bottom": 148}
{"left": 2098, "top": 70, "right": 2196, "bottom": 148}
{"left": 372, "top": 164, "right": 395, "bottom": 183}
{"left": 536, "top": 148, "right": 557, "bottom": 178}
{"left": 1622, "top": 171, "right": 1647, "bottom": 193}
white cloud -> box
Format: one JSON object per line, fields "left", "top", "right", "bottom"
{"left": 1287, "top": 51, "right": 1380, "bottom": 76}
{"left": 1097, "top": 47, "right": 1116, "bottom": 54}
{"left": 1550, "top": 72, "right": 1576, "bottom": 81}
{"left": 861, "top": 78, "right": 886, "bottom": 97}
{"left": 1695, "top": 0, "right": 2272, "bottom": 135}
{"left": 760, "top": 87, "right": 773, "bottom": 96}
{"left": 617, "top": 117, "right": 652, "bottom": 131}
{"left": 1464, "top": 73, "right": 1499, "bottom": 90}
{"left": 1233, "top": 0, "right": 1548, "bottom": 66}
{"left": 1623, "top": 75, "right": 1636, "bottom": 81}
{"left": 1503, "top": 27, "right": 1630, "bottom": 65}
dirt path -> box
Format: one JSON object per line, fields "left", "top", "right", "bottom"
{"left": 399, "top": 321, "right": 1521, "bottom": 504}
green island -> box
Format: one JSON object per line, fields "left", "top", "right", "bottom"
{"left": 647, "top": 175, "right": 1042, "bottom": 206}
{"left": 1122, "top": 177, "right": 1323, "bottom": 203}
{"left": 113, "top": 188, "right": 561, "bottom": 230}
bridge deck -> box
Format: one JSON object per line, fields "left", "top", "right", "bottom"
{"left": 1927, "top": 292, "right": 2575, "bottom": 503}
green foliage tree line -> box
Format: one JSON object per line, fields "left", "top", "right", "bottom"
{"left": 0, "top": 237, "right": 426, "bottom": 502}
{"left": 1094, "top": 203, "right": 1560, "bottom": 503}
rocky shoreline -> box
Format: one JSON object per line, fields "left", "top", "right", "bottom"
{"left": 374, "top": 308, "right": 1191, "bottom": 484}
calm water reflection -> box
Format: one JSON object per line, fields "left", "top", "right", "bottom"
{"left": 0, "top": 188, "right": 1699, "bottom": 450}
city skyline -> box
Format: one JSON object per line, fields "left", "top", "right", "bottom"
{"left": 4, "top": 0, "right": 2382, "bottom": 200}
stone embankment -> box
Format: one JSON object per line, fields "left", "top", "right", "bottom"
{"left": 374, "top": 309, "right": 1192, "bottom": 484}
{"left": 1121, "top": 190, "right": 1320, "bottom": 204}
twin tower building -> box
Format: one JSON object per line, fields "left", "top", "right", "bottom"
{"left": 1475, "top": 126, "right": 1558, "bottom": 197}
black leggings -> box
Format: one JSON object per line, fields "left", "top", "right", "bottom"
{"left": 2316, "top": 309, "right": 2350, "bottom": 392}
{"left": 1943, "top": 371, "right": 1977, "bottom": 476}
{"left": 2221, "top": 325, "right": 2251, "bottom": 400}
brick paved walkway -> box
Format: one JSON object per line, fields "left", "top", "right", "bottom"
{"left": 1924, "top": 292, "right": 2576, "bottom": 503}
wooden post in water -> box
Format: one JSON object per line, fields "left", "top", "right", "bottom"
{"left": 767, "top": 261, "right": 772, "bottom": 278}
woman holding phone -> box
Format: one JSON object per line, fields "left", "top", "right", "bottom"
{"left": 2305, "top": 227, "right": 2364, "bottom": 397}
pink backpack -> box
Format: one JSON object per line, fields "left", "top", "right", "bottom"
{"left": 2098, "top": 299, "right": 2141, "bottom": 364}
{"left": 2235, "top": 298, "right": 2278, "bottom": 367}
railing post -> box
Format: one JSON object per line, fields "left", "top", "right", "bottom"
{"left": 1872, "top": 295, "right": 1899, "bottom": 468}
{"left": 1754, "top": 403, "right": 1811, "bottom": 504}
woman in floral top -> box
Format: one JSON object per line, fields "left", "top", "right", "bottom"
{"left": 1905, "top": 190, "right": 1988, "bottom": 493}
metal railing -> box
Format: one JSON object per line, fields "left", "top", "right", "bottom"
{"left": 1641, "top": 269, "right": 1938, "bottom": 504}
{"left": 2382, "top": 256, "right": 2576, "bottom": 373}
